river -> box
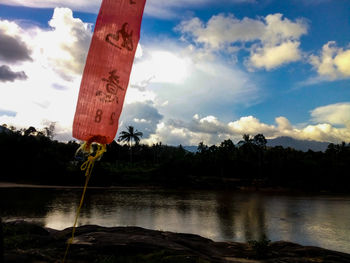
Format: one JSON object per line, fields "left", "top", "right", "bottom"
{"left": 1, "top": 186, "right": 350, "bottom": 253}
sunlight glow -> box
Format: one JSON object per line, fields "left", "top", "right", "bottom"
{"left": 132, "top": 50, "right": 191, "bottom": 85}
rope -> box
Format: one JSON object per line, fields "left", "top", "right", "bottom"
{"left": 62, "top": 143, "right": 106, "bottom": 263}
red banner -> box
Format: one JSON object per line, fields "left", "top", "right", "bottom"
{"left": 73, "top": 0, "right": 146, "bottom": 144}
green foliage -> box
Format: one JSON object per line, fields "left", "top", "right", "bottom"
{"left": 248, "top": 234, "right": 271, "bottom": 259}
{"left": 1, "top": 125, "right": 350, "bottom": 191}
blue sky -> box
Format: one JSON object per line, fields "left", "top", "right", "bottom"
{"left": 0, "top": 0, "right": 349, "bottom": 145}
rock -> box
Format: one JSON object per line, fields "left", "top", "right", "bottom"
{"left": 3, "top": 221, "right": 350, "bottom": 263}
{"left": 5, "top": 220, "right": 50, "bottom": 236}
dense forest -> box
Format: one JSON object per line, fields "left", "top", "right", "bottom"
{"left": 0, "top": 124, "right": 349, "bottom": 192}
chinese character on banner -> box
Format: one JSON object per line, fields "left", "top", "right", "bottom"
{"left": 73, "top": 0, "right": 146, "bottom": 145}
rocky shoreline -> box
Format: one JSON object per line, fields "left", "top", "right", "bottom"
{"left": 3, "top": 221, "right": 350, "bottom": 263}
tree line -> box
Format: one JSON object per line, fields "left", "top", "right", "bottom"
{"left": 0, "top": 124, "right": 349, "bottom": 192}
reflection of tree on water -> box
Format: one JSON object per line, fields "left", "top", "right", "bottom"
{"left": 216, "top": 192, "right": 236, "bottom": 240}
{"left": 2, "top": 188, "right": 350, "bottom": 253}
{"left": 81, "top": 190, "right": 159, "bottom": 228}
{"left": 168, "top": 191, "right": 192, "bottom": 216}
{"left": 215, "top": 192, "right": 267, "bottom": 242}
{"left": 2, "top": 188, "right": 268, "bottom": 240}
{"left": 242, "top": 194, "right": 267, "bottom": 241}
{"left": 0, "top": 188, "right": 58, "bottom": 222}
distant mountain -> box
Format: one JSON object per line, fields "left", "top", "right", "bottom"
{"left": 183, "top": 146, "right": 198, "bottom": 153}
{"left": 184, "top": 136, "right": 331, "bottom": 153}
{"left": 267, "top": 136, "right": 330, "bottom": 152}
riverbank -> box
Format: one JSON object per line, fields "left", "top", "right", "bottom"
{"left": 0, "top": 181, "right": 342, "bottom": 195}
{"left": 0, "top": 182, "right": 147, "bottom": 189}
{"left": 3, "top": 221, "right": 350, "bottom": 263}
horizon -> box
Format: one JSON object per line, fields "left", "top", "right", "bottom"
{"left": 0, "top": 124, "right": 335, "bottom": 153}
{"left": 0, "top": 0, "right": 349, "bottom": 145}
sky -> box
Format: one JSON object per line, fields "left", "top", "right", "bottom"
{"left": 0, "top": 0, "right": 349, "bottom": 145}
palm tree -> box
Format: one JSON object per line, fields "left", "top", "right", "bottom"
{"left": 118, "top": 126, "right": 143, "bottom": 146}
{"left": 118, "top": 126, "right": 143, "bottom": 163}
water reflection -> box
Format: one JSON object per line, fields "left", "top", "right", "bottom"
{"left": 1, "top": 188, "right": 350, "bottom": 254}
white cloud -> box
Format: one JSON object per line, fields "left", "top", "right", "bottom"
{"left": 1, "top": 8, "right": 257, "bottom": 143}
{"left": 143, "top": 104, "right": 350, "bottom": 145}
{"left": 132, "top": 50, "right": 192, "bottom": 84}
{"left": 1, "top": 7, "right": 258, "bottom": 145}
{"left": 2, "top": 8, "right": 255, "bottom": 143}
{"left": 178, "top": 13, "right": 308, "bottom": 70}
{"left": 275, "top": 116, "right": 293, "bottom": 131}
{"left": 311, "top": 103, "right": 350, "bottom": 127}
{"left": 143, "top": 121, "right": 215, "bottom": 146}
{"left": 0, "top": 8, "right": 91, "bottom": 140}
{"left": 129, "top": 41, "right": 260, "bottom": 120}
{"left": 124, "top": 86, "right": 157, "bottom": 104}
{"left": 247, "top": 41, "right": 301, "bottom": 70}
{"left": 119, "top": 101, "right": 163, "bottom": 138}
{"left": 335, "top": 50, "right": 350, "bottom": 76}
{"left": 172, "top": 115, "right": 233, "bottom": 135}
{"left": 1, "top": 8, "right": 92, "bottom": 80}
{"left": 262, "top": 13, "right": 307, "bottom": 45}
{"left": 1, "top": 7, "right": 347, "bottom": 146}
{"left": 310, "top": 41, "right": 350, "bottom": 80}
{"left": 228, "top": 116, "right": 276, "bottom": 135}
{"left": 297, "top": 123, "right": 349, "bottom": 143}
{"left": 178, "top": 14, "right": 265, "bottom": 49}
{"left": 39, "top": 8, "right": 92, "bottom": 80}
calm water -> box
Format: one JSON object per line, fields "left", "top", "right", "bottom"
{"left": 1, "top": 187, "right": 350, "bottom": 253}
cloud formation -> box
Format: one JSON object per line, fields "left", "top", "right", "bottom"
{"left": 144, "top": 104, "right": 350, "bottom": 146}
{"left": 311, "top": 102, "right": 350, "bottom": 127}
{"left": 310, "top": 41, "right": 350, "bottom": 80}
{"left": 0, "top": 7, "right": 348, "bottom": 146}
{"left": 178, "top": 13, "right": 308, "bottom": 70}
{"left": 40, "top": 8, "right": 92, "bottom": 80}
{"left": 0, "top": 23, "right": 32, "bottom": 63}
{"left": 130, "top": 42, "right": 260, "bottom": 119}
{"left": 0, "top": 8, "right": 92, "bottom": 81}
{"left": 248, "top": 41, "right": 301, "bottom": 70}
{"left": 0, "top": 8, "right": 163, "bottom": 141}
{"left": 119, "top": 101, "right": 163, "bottom": 139}
{"left": 0, "top": 9, "right": 90, "bottom": 139}
{"left": 0, "top": 65, "right": 27, "bottom": 82}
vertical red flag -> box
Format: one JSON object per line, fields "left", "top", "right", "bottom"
{"left": 73, "top": 0, "right": 146, "bottom": 144}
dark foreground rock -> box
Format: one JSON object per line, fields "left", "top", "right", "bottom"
{"left": 3, "top": 221, "right": 350, "bottom": 263}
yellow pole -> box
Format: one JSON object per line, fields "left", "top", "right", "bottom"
{"left": 62, "top": 143, "right": 106, "bottom": 263}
